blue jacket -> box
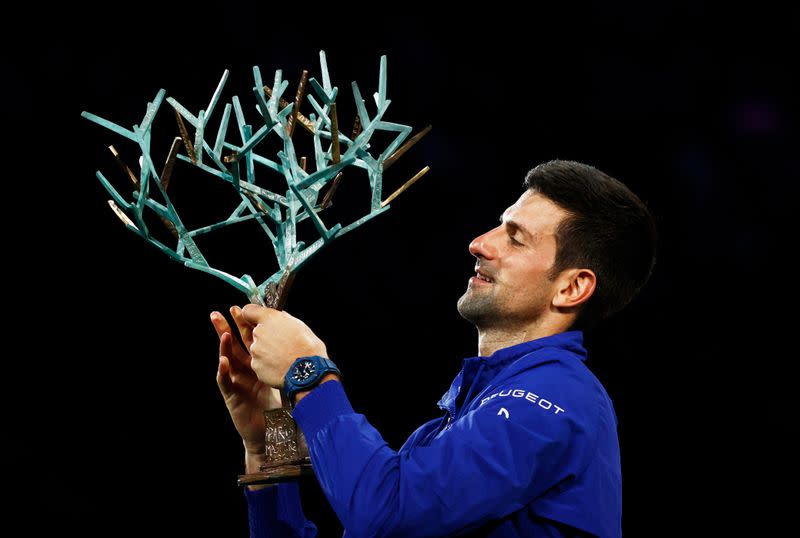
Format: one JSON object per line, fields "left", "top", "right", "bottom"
{"left": 246, "top": 331, "right": 621, "bottom": 537}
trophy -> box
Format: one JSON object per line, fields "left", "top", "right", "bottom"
{"left": 82, "top": 51, "right": 430, "bottom": 485}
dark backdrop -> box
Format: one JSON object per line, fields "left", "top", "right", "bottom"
{"left": 8, "top": 3, "right": 796, "bottom": 536}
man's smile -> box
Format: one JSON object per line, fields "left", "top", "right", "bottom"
{"left": 470, "top": 266, "right": 495, "bottom": 286}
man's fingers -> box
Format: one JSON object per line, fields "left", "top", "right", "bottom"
{"left": 216, "top": 356, "right": 234, "bottom": 394}
{"left": 219, "top": 332, "right": 235, "bottom": 363}
{"left": 210, "top": 311, "right": 232, "bottom": 338}
{"left": 215, "top": 314, "right": 249, "bottom": 370}
{"left": 221, "top": 332, "right": 253, "bottom": 372}
{"left": 231, "top": 306, "right": 256, "bottom": 349}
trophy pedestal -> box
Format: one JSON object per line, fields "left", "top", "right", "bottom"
{"left": 237, "top": 407, "right": 313, "bottom": 486}
{"left": 237, "top": 462, "right": 315, "bottom": 486}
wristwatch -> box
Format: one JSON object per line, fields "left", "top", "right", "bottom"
{"left": 284, "top": 355, "right": 341, "bottom": 403}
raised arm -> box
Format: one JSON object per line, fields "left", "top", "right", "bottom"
{"left": 238, "top": 304, "right": 593, "bottom": 537}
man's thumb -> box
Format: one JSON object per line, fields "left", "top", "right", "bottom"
{"left": 241, "top": 303, "right": 272, "bottom": 324}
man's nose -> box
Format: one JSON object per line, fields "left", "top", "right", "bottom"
{"left": 468, "top": 229, "right": 498, "bottom": 259}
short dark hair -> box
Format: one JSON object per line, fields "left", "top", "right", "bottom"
{"left": 523, "top": 160, "right": 657, "bottom": 328}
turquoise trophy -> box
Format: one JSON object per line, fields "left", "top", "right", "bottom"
{"left": 82, "top": 51, "right": 430, "bottom": 484}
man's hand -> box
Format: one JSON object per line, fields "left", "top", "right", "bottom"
{"left": 241, "top": 304, "right": 329, "bottom": 388}
{"left": 210, "top": 307, "right": 282, "bottom": 456}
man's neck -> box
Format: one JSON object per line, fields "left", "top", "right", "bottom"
{"left": 476, "top": 318, "right": 567, "bottom": 357}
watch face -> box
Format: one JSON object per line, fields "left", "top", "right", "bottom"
{"left": 291, "top": 359, "right": 317, "bottom": 384}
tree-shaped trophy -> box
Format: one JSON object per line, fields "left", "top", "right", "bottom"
{"left": 82, "top": 51, "right": 430, "bottom": 485}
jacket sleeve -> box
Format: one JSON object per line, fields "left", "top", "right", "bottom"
{"left": 244, "top": 482, "right": 318, "bottom": 537}
{"left": 292, "top": 379, "right": 591, "bottom": 537}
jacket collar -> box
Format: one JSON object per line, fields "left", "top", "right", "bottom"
{"left": 483, "top": 330, "right": 587, "bottom": 365}
{"left": 438, "top": 330, "right": 586, "bottom": 414}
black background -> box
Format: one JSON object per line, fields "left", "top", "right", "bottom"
{"left": 8, "top": 3, "right": 797, "bottom": 536}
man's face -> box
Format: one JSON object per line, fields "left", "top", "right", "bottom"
{"left": 457, "top": 190, "right": 568, "bottom": 329}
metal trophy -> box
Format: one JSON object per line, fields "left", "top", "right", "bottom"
{"left": 82, "top": 51, "right": 430, "bottom": 485}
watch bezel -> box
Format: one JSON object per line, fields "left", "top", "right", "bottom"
{"left": 290, "top": 358, "right": 319, "bottom": 387}
{"left": 284, "top": 355, "right": 341, "bottom": 402}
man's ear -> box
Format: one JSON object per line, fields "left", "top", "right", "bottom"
{"left": 552, "top": 268, "right": 596, "bottom": 309}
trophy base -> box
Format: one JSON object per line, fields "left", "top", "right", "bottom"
{"left": 237, "top": 460, "right": 314, "bottom": 486}
{"left": 239, "top": 402, "right": 313, "bottom": 487}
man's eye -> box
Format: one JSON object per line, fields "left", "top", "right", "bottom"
{"left": 509, "top": 235, "right": 523, "bottom": 246}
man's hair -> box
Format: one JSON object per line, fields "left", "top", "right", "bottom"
{"left": 523, "top": 160, "right": 657, "bottom": 329}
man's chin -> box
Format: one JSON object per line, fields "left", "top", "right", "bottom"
{"left": 456, "top": 294, "right": 498, "bottom": 326}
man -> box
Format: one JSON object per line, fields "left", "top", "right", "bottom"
{"left": 210, "top": 160, "right": 657, "bottom": 537}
